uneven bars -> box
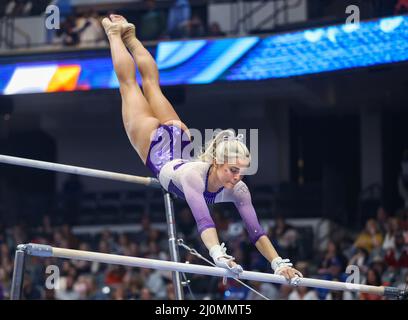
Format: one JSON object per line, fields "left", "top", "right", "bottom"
{"left": 18, "top": 243, "right": 406, "bottom": 299}
{"left": 0, "top": 154, "right": 160, "bottom": 188}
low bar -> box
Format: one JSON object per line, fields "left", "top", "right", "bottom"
{"left": 19, "top": 243, "right": 406, "bottom": 299}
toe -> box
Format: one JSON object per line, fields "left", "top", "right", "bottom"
{"left": 101, "top": 17, "right": 111, "bottom": 27}
{"left": 110, "top": 14, "right": 126, "bottom": 23}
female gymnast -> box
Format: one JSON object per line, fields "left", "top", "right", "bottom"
{"left": 101, "top": 14, "right": 302, "bottom": 280}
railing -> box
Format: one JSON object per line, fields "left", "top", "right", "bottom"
{"left": 0, "top": 16, "right": 31, "bottom": 49}
{"left": 0, "top": 16, "right": 13, "bottom": 48}
{"left": 252, "top": 0, "right": 303, "bottom": 33}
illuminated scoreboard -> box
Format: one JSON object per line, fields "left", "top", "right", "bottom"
{"left": 0, "top": 15, "right": 407, "bottom": 95}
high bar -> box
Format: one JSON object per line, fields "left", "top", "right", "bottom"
{"left": 0, "top": 154, "right": 160, "bottom": 188}
{"left": 18, "top": 243, "right": 406, "bottom": 299}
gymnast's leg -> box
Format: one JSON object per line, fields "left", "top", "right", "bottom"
{"left": 109, "top": 15, "right": 190, "bottom": 136}
{"left": 102, "top": 17, "right": 160, "bottom": 163}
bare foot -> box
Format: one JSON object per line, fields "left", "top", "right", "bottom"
{"left": 101, "top": 17, "right": 122, "bottom": 38}
{"left": 109, "top": 14, "right": 135, "bottom": 44}
{"left": 110, "top": 14, "right": 128, "bottom": 24}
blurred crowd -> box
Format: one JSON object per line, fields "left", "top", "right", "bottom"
{"left": 53, "top": 0, "right": 225, "bottom": 48}
{"left": 1, "top": 0, "right": 226, "bottom": 48}
{"left": 2, "top": 0, "right": 408, "bottom": 48}
{"left": 54, "top": 9, "right": 106, "bottom": 47}
{"left": 0, "top": 204, "right": 406, "bottom": 300}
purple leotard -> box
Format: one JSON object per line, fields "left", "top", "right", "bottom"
{"left": 145, "top": 125, "right": 266, "bottom": 244}
{"left": 146, "top": 124, "right": 192, "bottom": 177}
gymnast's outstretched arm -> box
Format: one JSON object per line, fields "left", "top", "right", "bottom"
{"left": 233, "top": 183, "right": 303, "bottom": 279}
{"left": 179, "top": 171, "right": 243, "bottom": 274}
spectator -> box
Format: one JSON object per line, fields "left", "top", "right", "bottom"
{"left": 269, "top": 216, "right": 298, "bottom": 258}
{"left": 73, "top": 275, "right": 94, "bottom": 299}
{"left": 105, "top": 265, "right": 126, "bottom": 286}
{"left": 145, "top": 228, "right": 167, "bottom": 253}
{"left": 0, "top": 243, "right": 11, "bottom": 262}
{"left": 22, "top": 274, "right": 42, "bottom": 299}
{"left": 123, "top": 242, "right": 140, "bottom": 258}
{"left": 288, "top": 286, "right": 318, "bottom": 300}
{"left": 0, "top": 267, "right": 9, "bottom": 299}
{"left": 319, "top": 256, "right": 346, "bottom": 289}
{"left": 140, "top": 267, "right": 166, "bottom": 299}
{"left": 348, "top": 247, "right": 369, "bottom": 274}
{"left": 353, "top": 219, "right": 383, "bottom": 254}
{"left": 55, "top": 274, "right": 80, "bottom": 300}
{"left": 376, "top": 206, "right": 389, "bottom": 235}
{"left": 43, "top": 288, "right": 56, "bottom": 300}
{"left": 318, "top": 240, "right": 347, "bottom": 276}
{"left": 278, "top": 284, "right": 293, "bottom": 300}
{"left": 166, "top": 283, "right": 176, "bottom": 300}
{"left": 52, "top": 230, "right": 65, "bottom": 248}
{"left": 90, "top": 239, "right": 110, "bottom": 275}
{"left": 384, "top": 231, "right": 408, "bottom": 268}
{"left": 369, "top": 253, "right": 386, "bottom": 276}
{"left": 61, "top": 224, "right": 79, "bottom": 248}
{"left": 135, "top": 215, "right": 152, "bottom": 244}
{"left": 185, "top": 14, "right": 205, "bottom": 38}
{"left": 55, "top": 12, "right": 99, "bottom": 47}
{"left": 116, "top": 233, "right": 130, "bottom": 255}
{"left": 124, "top": 273, "right": 143, "bottom": 299}
{"left": 72, "top": 242, "right": 92, "bottom": 274}
{"left": 112, "top": 284, "right": 126, "bottom": 300}
{"left": 76, "top": 10, "right": 106, "bottom": 47}
{"left": 56, "top": 15, "right": 80, "bottom": 46}
{"left": 245, "top": 279, "right": 279, "bottom": 300}
{"left": 139, "top": 0, "right": 166, "bottom": 41}
{"left": 98, "top": 239, "right": 111, "bottom": 254}
{"left": 140, "top": 287, "right": 153, "bottom": 300}
{"left": 166, "top": 0, "right": 191, "bottom": 38}
{"left": 36, "top": 215, "right": 53, "bottom": 240}
{"left": 145, "top": 240, "right": 161, "bottom": 260}
{"left": 88, "top": 275, "right": 106, "bottom": 300}
{"left": 359, "top": 268, "right": 384, "bottom": 300}
{"left": 208, "top": 22, "right": 226, "bottom": 37}
{"left": 300, "top": 260, "right": 333, "bottom": 300}
{"left": 1, "top": 209, "right": 406, "bottom": 300}
{"left": 395, "top": 0, "right": 408, "bottom": 13}
{"left": 382, "top": 217, "right": 401, "bottom": 251}
{"left": 327, "top": 290, "right": 354, "bottom": 300}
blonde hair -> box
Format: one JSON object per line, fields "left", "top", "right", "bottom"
{"left": 196, "top": 129, "right": 251, "bottom": 165}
